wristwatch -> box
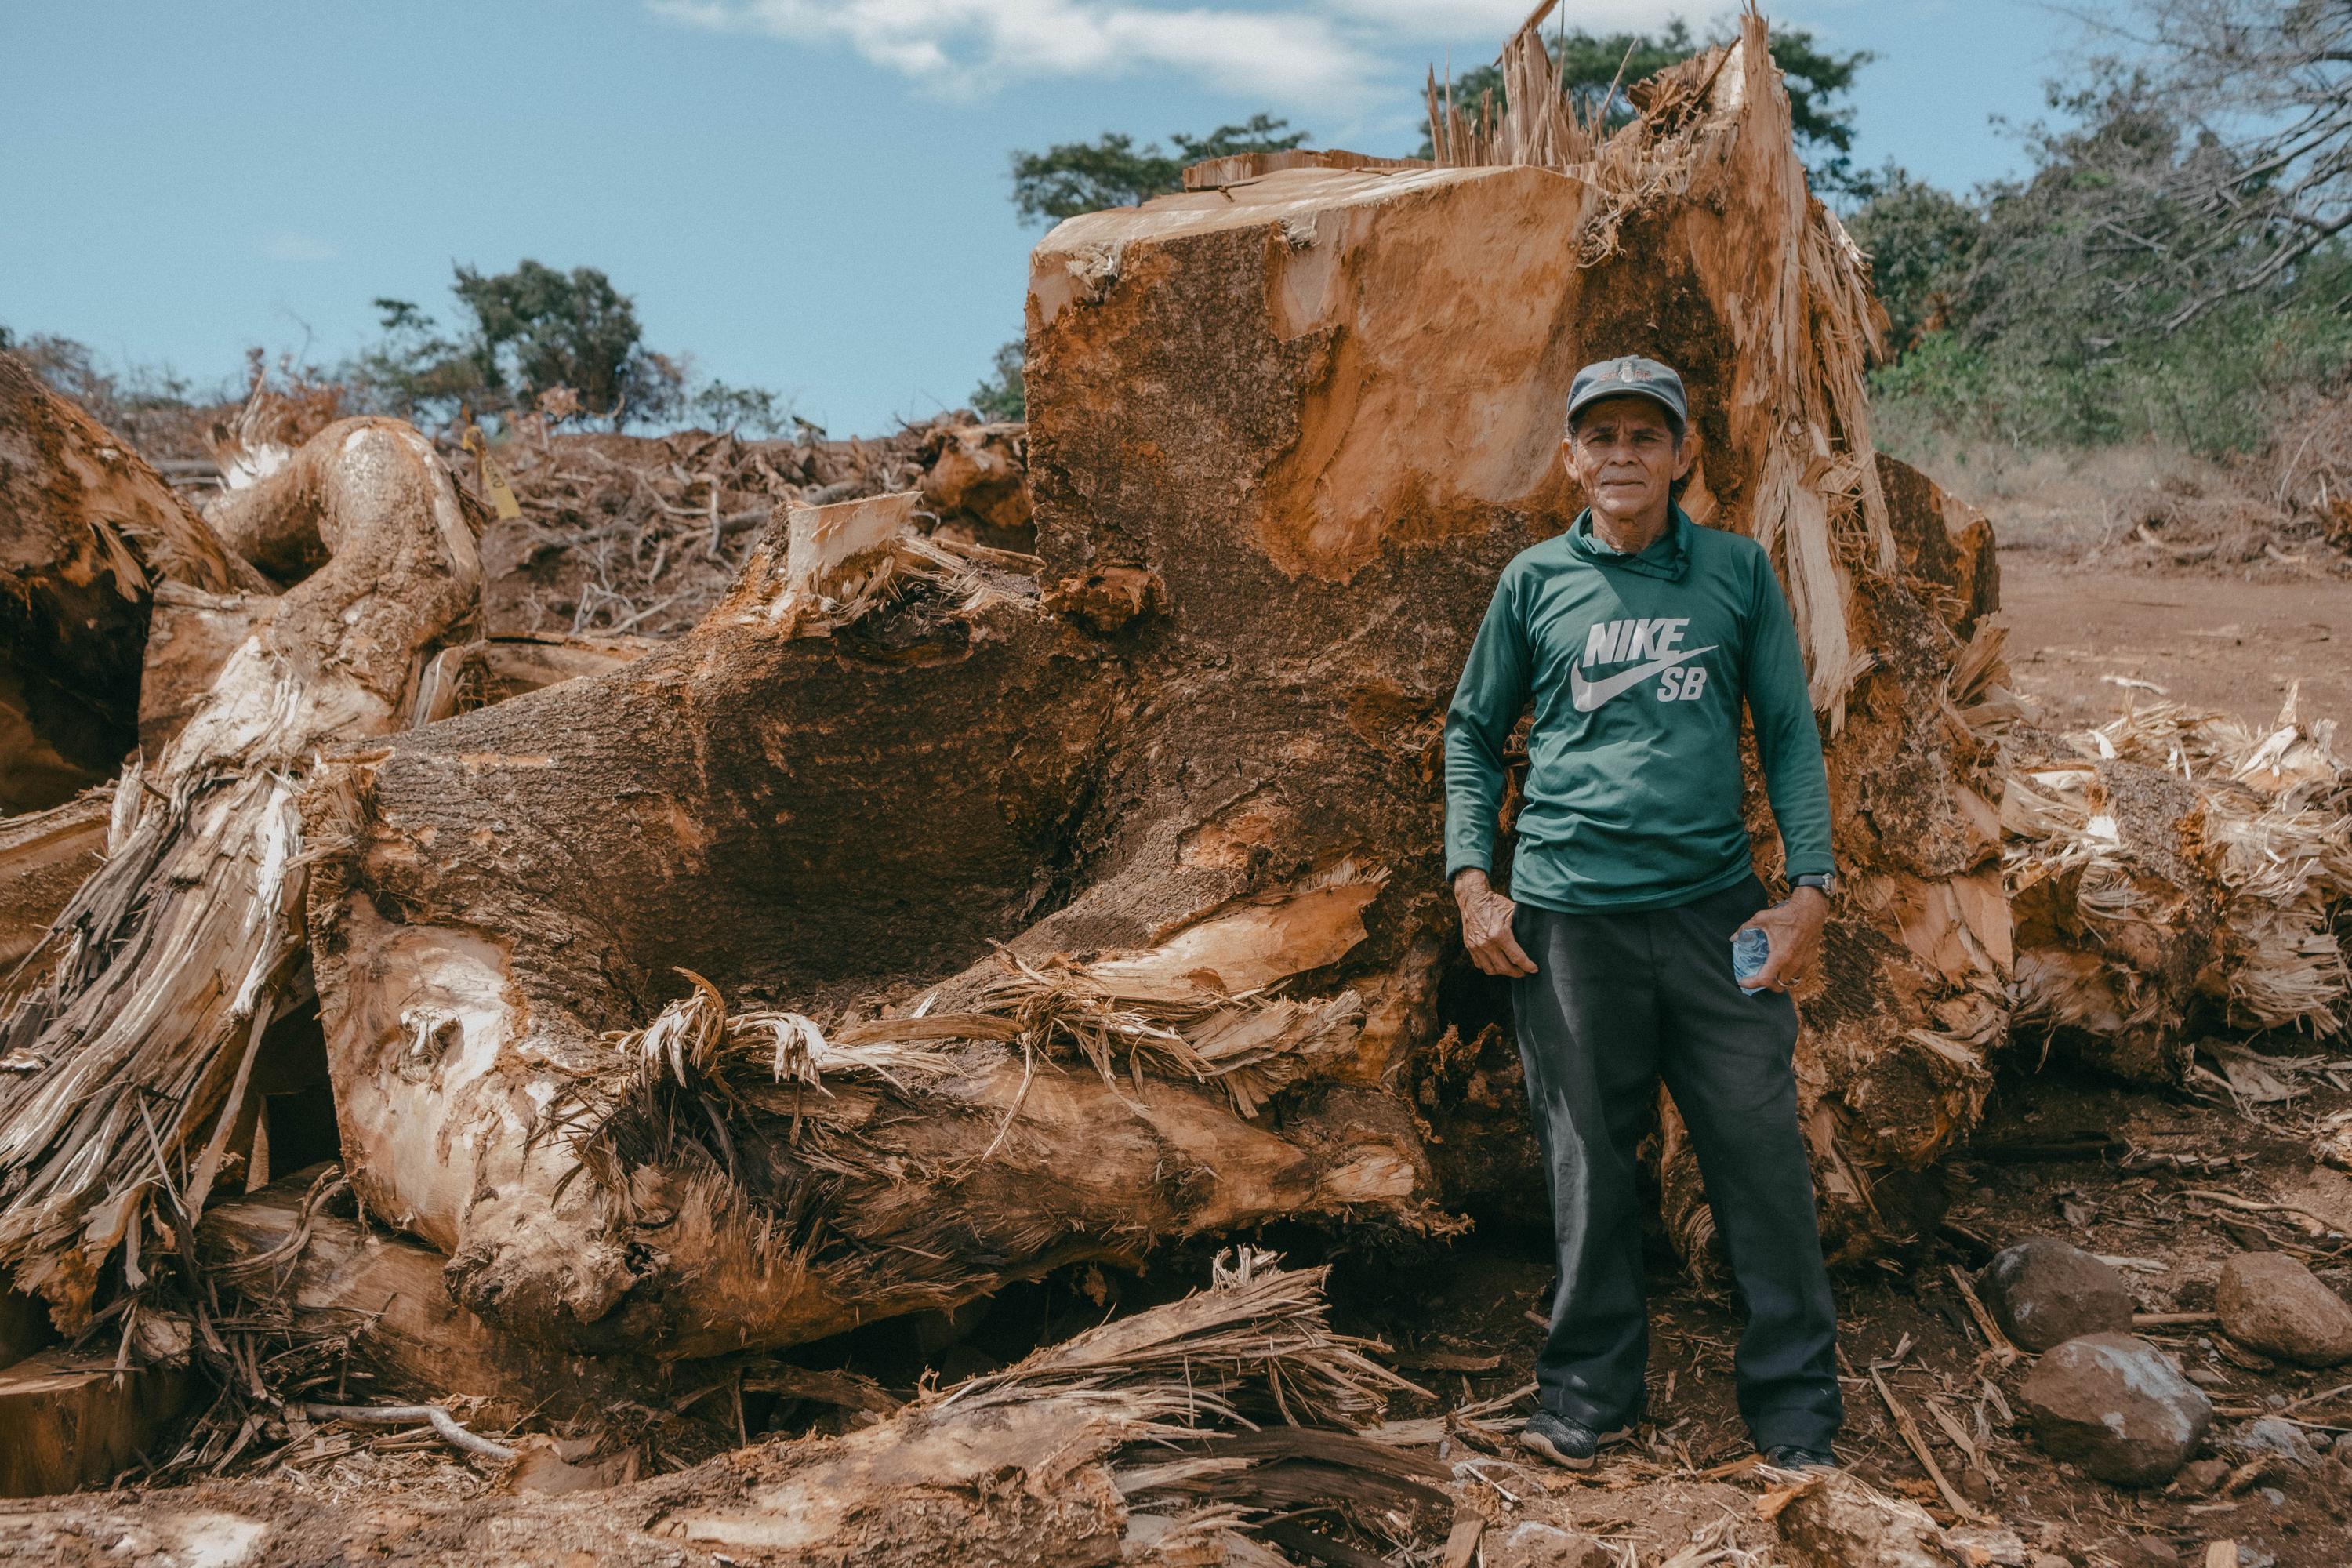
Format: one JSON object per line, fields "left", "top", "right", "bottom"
{"left": 1791, "top": 872, "right": 1838, "bottom": 896}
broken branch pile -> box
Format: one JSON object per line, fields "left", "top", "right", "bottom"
{"left": 445, "top": 418, "right": 1029, "bottom": 639}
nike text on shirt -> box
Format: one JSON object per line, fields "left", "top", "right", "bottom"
{"left": 1570, "top": 619, "right": 1718, "bottom": 711}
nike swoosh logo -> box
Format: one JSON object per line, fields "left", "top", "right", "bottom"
{"left": 1569, "top": 646, "right": 1716, "bottom": 711}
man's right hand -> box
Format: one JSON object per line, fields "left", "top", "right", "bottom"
{"left": 1454, "top": 869, "right": 1537, "bottom": 977}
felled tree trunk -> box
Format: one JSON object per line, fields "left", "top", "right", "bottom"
{"left": 305, "top": 507, "right": 1437, "bottom": 1356}
{"left": 0, "top": 1257, "right": 1437, "bottom": 1568}
{"left": 296, "top": 15, "right": 2012, "bottom": 1370}
{"left": 0, "top": 417, "right": 481, "bottom": 1327}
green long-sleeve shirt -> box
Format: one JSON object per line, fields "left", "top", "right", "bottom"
{"left": 1443, "top": 507, "right": 1833, "bottom": 911}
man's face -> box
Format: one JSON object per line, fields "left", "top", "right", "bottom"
{"left": 1563, "top": 397, "right": 1693, "bottom": 526}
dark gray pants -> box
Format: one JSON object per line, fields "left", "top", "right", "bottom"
{"left": 1510, "top": 875, "right": 1842, "bottom": 1452}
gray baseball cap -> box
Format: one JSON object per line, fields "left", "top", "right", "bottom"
{"left": 1565, "top": 355, "right": 1689, "bottom": 434}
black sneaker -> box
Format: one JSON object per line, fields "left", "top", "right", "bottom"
{"left": 1762, "top": 1444, "right": 1839, "bottom": 1473}
{"left": 1519, "top": 1410, "right": 1631, "bottom": 1470}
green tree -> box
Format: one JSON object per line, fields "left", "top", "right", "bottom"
{"left": 688, "top": 379, "right": 796, "bottom": 437}
{"left": 348, "top": 263, "right": 698, "bottom": 429}
{"left": 451, "top": 260, "right": 676, "bottom": 421}
{"left": 1419, "top": 23, "right": 1874, "bottom": 196}
{"left": 1845, "top": 169, "right": 1982, "bottom": 354}
{"left": 1864, "top": 72, "right": 2352, "bottom": 457}
{"left": 1009, "top": 114, "right": 1308, "bottom": 226}
{"left": 971, "top": 339, "right": 1025, "bottom": 422}
{"left": 347, "top": 297, "right": 488, "bottom": 419}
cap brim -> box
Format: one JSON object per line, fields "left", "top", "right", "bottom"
{"left": 1566, "top": 385, "right": 1685, "bottom": 425}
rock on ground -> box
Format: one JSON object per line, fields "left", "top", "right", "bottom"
{"left": 2017, "top": 1332, "right": 2213, "bottom": 1486}
{"left": 1980, "top": 1236, "right": 2136, "bottom": 1352}
{"left": 1769, "top": 1470, "right": 1955, "bottom": 1567}
{"left": 2226, "top": 1415, "right": 2323, "bottom": 1468}
{"left": 2216, "top": 1251, "right": 2352, "bottom": 1366}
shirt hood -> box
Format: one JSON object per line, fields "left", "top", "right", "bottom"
{"left": 1566, "top": 506, "right": 1693, "bottom": 582}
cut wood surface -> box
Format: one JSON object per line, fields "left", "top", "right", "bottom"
{"left": 0, "top": 789, "right": 108, "bottom": 985}
{"left": 0, "top": 1349, "right": 189, "bottom": 1499}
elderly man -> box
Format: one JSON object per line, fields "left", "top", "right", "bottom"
{"left": 1443, "top": 356, "right": 1842, "bottom": 1471}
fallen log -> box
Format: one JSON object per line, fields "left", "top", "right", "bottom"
{"left": 194, "top": 1168, "right": 663, "bottom": 1424}
{"left": 0, "top": 416, "right": 481, "bottom": 1328}
{"left": 0, "top": 1255, "right": 1441, "bottom": 1565}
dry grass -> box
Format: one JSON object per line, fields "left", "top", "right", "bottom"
{"left": 1885, "top": 410, "right": 2352, "bottom": 573}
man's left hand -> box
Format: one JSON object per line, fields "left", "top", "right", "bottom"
{"left": 1737, "top": 886, "right": 1830, "bottom": 993}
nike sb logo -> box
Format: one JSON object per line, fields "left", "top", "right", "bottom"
{"left": 1570, "top": 617, "right": 1715, "bottom": 711}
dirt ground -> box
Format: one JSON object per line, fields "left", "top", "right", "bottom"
{"left": 2003, "top": 563, "right": 2352, "bottom": 733}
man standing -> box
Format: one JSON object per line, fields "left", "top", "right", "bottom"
{"left": 1443, "top": 356, "right": 1842, "bottom": 1472}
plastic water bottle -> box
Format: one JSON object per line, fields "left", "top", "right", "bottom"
{"left": 1732, "top": 927, "right": 1771, "bottom": 995}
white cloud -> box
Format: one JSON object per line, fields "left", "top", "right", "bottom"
{"left": 263, "top": 231, "right": 338, "bottom": 263}
{"left": 651, "top": 0, "right": 1701, "bottom": 109}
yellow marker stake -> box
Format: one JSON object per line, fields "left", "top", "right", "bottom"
{"left": 461, "top": 424, "right": 523, "bottom": 520}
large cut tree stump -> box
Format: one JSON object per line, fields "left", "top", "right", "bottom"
{"left": 290, "top": 20, "right": 2012, "bottom": 1372}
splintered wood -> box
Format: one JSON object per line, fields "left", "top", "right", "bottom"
{"left": 2005, "top": 688, "right": 2352, "bottom": 1082}
{"left": 0, "top": 416, "right": 479, "bottom": 1328}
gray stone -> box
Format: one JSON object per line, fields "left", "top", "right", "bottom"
{"left": 1980, "top": 1237, "right": 2136, "bottom": 1352}
{"left": 2227, "top": 1416, "right": 2321, "bottom": 1468}
{"left": 2018, "top": 1332, "right": 2212, "bottom": 1486}
{"left": 2216, "top": 1252, "right": 2352, "bottom": 1367}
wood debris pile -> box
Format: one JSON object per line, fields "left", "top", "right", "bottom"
{"left": 1, "top": 8, "right": 2009, "bottom": 1409}
{"left": 460, "top": 418, "right": 1029, "bottom": 639}
{"left": 2005, "top": 689, "right": 2352, "bottom": 1081}
{"left": 180, "top": 366, "right": 1032, "bottom": 642}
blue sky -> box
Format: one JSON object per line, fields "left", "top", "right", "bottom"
{"left": 3, "top": 2, "right": 2074, "bottom": 435}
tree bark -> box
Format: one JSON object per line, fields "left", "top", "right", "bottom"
{"left": 0, "top": 350, "right": 260, "bottom": 811}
